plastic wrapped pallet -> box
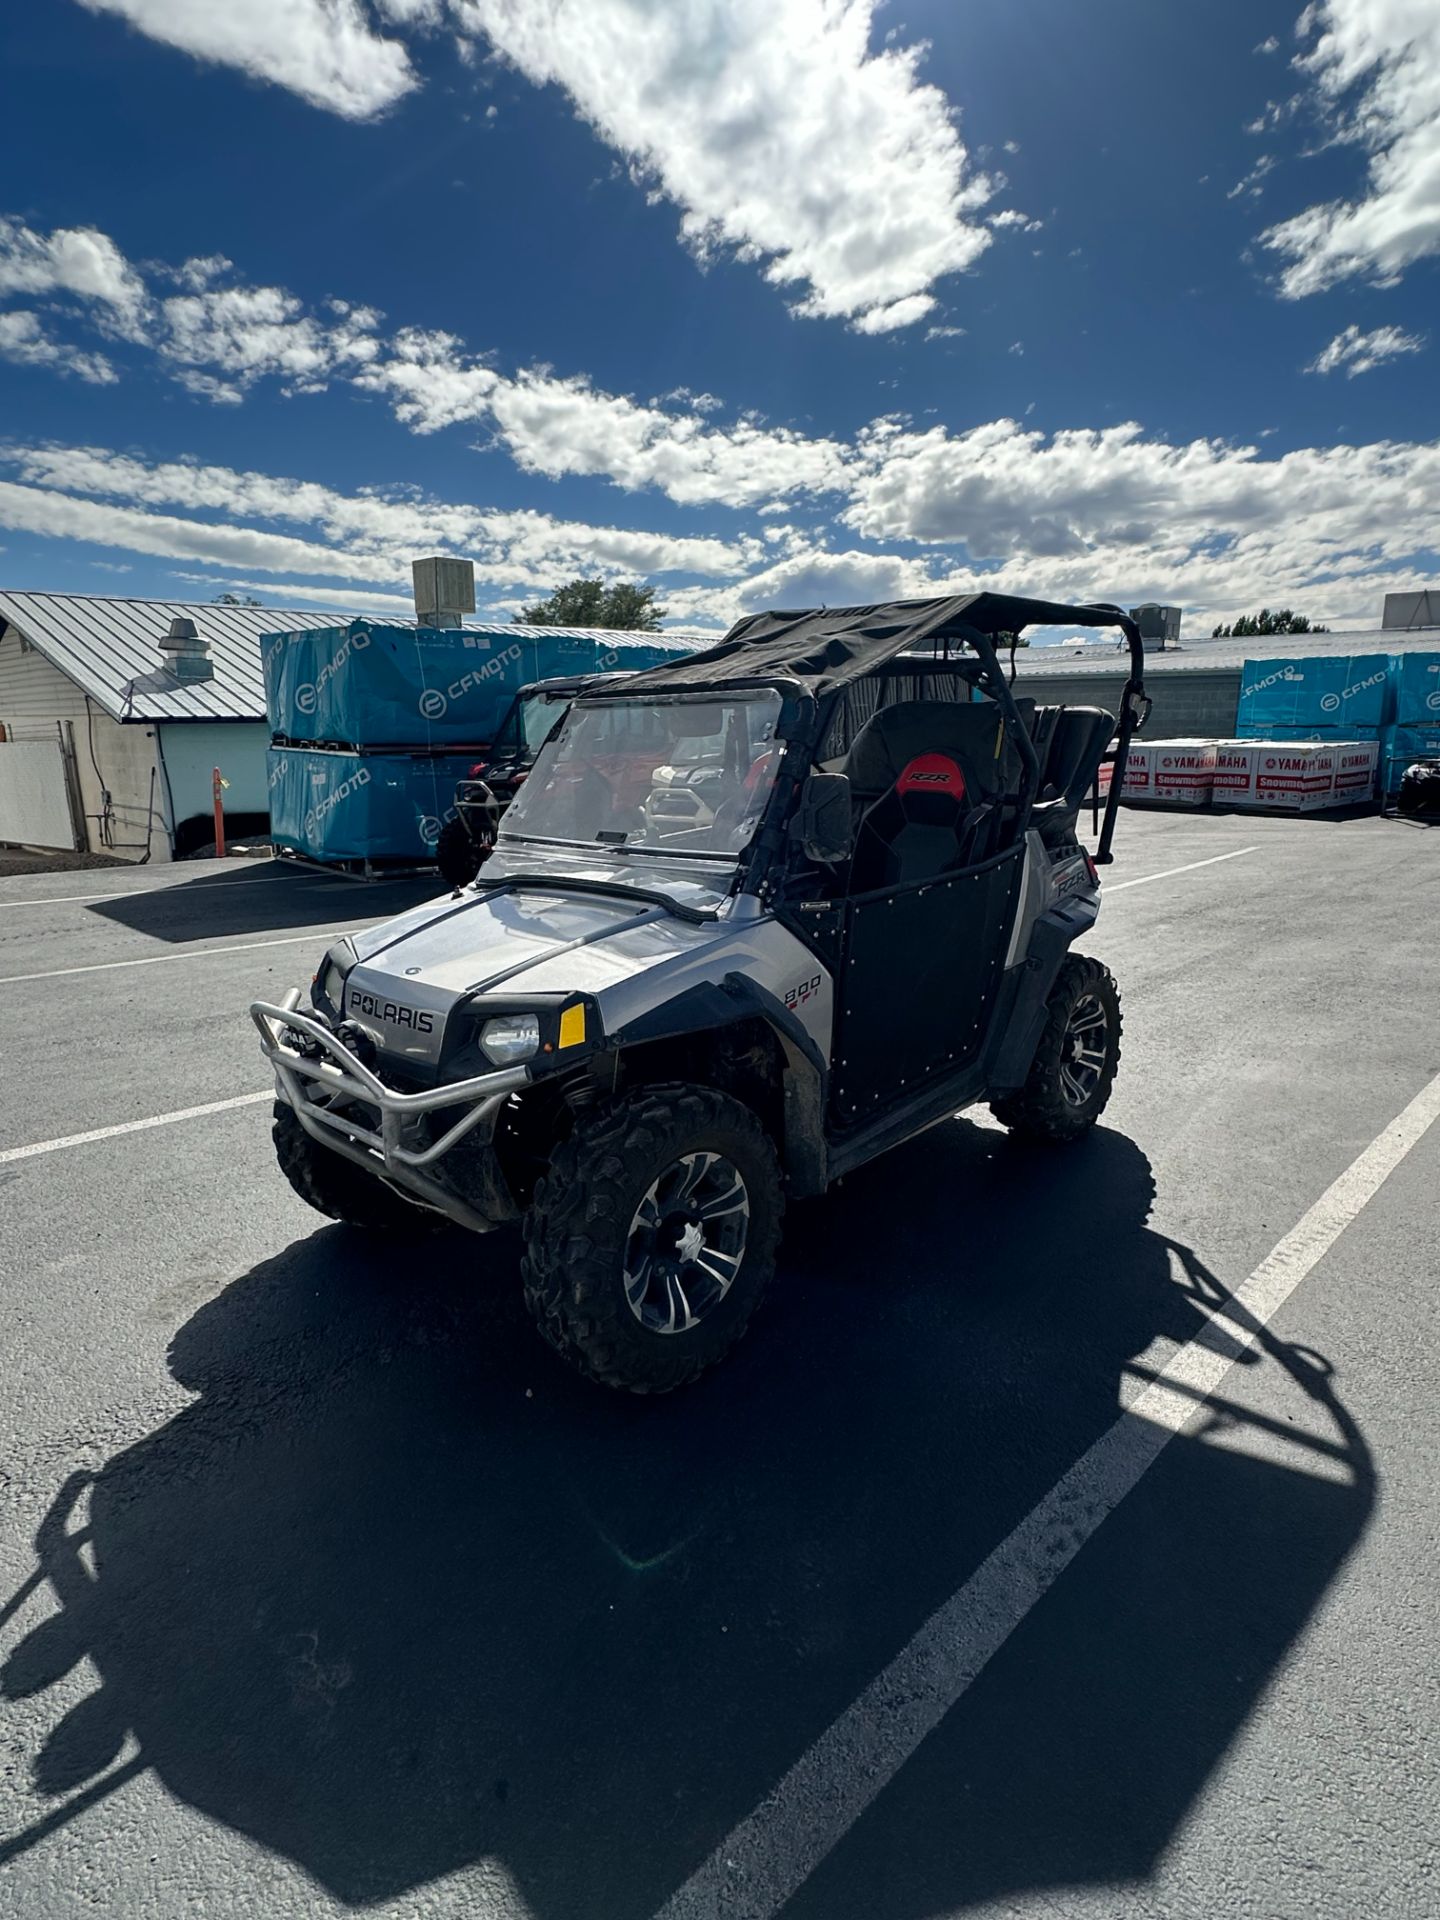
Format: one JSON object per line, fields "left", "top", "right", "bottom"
{"left": 1389, "top": 653, "right": 1440, "bottom": 726}
{"left": 1115, "top": 739, "right": 1215, "bottom": 807}
{"left": 1219, "top": 740, "right": 1336, "bottom": 811}
{"left": 262, "top": 621, "right": 698, "bottom": 750}
{"left": 1235, "top": 653, "right": 1392, "bottom": 735}
{"left": 267, "top": 746, "right": 479, "bottom": 862}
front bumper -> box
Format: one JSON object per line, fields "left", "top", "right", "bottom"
{"left": 251, "top": 994, "right": 530, "bottom": 1232}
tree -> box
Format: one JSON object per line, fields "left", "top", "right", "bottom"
{"left": 213, "top": 591, "right": 263, "bottom": 606}
{"left": 1210, "top": 608, "right": 1328, "bottom": 638}
{"left": 994, "top": 629, "right": 1030, "bottom": 649}
{"left": 512, "top": 579, "right": 667, "bottom": 630}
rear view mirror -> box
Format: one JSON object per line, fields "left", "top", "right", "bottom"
{"left": 793, "top": 771, "right": 853, "bottom": 864}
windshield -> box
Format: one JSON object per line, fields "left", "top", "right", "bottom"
{"left": 491, "top": 689, "right": 574, "bottom": 760}
{"left": 499, "top": 690, "right": 784, "bottom": 858}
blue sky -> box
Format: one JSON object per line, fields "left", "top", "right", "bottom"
{"left": 0, "top": 0, "right": 1436, "bottom": 637}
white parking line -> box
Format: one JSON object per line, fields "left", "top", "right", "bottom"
{"left": 0, "top": 927, "right": 365, "bottom": 985}
{"left": 0, "top": 873, "right": 420, "bottom": 909}
{"left": 1106, "top": 846, "right": 1258, "bottom": 892}
{"left": 656, "top": 1061, "right": 1440, "bottom": 1920}
{"left": 0, "top": 1091, "right": 273, "bottom": 1165}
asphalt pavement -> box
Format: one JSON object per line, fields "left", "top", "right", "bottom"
{"left": 1, "top": 813, "right": 1436, "bottom": 1920}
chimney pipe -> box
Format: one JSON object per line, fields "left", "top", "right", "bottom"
{"left": 412, "top": 556, "right": 476, "bottom": 629}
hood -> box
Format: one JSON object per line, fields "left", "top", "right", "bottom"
{"left": 347, "top": 848, "right": 733, "bottom": 996}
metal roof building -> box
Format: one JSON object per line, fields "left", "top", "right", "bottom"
{"left": 0, "top": 589, "right": 714, "bottom": 862}
{"left": 1008, "top": 623, "right": 1440, "bottom": 739}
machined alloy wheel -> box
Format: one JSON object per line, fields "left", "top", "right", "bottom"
{"left": 521, "top": 1083, "right": 783, "bottom": 1392}
{"left": 1058, "top": 990, "right": 1109, "bottom": 1109}
{"left": 989, "top": 954, "right": 1122, "bottom": 1143}
{"left": 623, "top": 1151, "right": 751, "bottom": 1334}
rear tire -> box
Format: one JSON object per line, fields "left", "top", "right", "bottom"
{"left": 990, "top": 954, "right": 1121, "bottom": 1142}
{"left": 436, "top": 815, "right": 486, "bottom": 888}
{"left": 272, "top": 1102, "right": 447, "bottom": 1232}
{"left": 521, "top": 1084, "right": 783, "bottom": 1393}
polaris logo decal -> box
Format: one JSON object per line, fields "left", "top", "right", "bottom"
{"left": 347, "top": 988, "right": 436, "bottom": 1034}
{"left": 294, "top": 628, "right": 370, "bottom": 716}
{"left": 418, "top": 641, "right": 524, "bottom": 720}
{"left": 784, "top": 973, "right": 822, "bottom": 1010}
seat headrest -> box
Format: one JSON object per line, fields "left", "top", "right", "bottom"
{"left": 844, "top": 699, "right": 1009, "bottom": 798}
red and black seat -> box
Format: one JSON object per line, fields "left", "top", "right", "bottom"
{"left": 842, "top": 700, "right": 1020, "bottom": 890}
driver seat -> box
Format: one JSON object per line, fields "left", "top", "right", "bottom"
{"left": 843, "top": 700, "right": 1015, "bottom": 890}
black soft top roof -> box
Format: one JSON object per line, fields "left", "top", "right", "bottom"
{"left": 623, "top": 592, "right": 1143, "bottom": 698}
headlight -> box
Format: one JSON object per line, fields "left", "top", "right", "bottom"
{"left": 312, "top": 939, "right": 355, "bottom": 1013}
{"left": 319, "top": 958, "right": 347, "bottom": 1007}
{"left": 479, "top": 1013, "right": 540, "bottom": 1066}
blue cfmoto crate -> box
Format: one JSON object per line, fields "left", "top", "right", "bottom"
{"left": 1236, "top": 654, "right": 1392, "bottom": 732}
{"left": 267, "top": 745, "right": 478, "bottom": 861}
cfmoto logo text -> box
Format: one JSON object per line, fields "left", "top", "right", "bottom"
{"left": 1246, "top": 665, "right": 1303, "bottom": 697}
{"left": 295, "top": 627, "right": 370, "bottom": 719}
{"left": 417, "top": 642, "right": 524, "bottom": 721}
{"left": 1320, "top": 692, "right": 1341, "bottom": 713}
{"left": 1428, "top": 690, "right": 1440, "bottom": 712}
{"left": 303, "top": 765, "right": 371, "bottom": 836}
{"left": 268, "top": 756, "right": 288, "bottom": 791}
{"left": 418, "top": 815, "right": 442, "bottom": 843}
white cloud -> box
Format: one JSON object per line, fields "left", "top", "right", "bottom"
{"left": 0, "top": 217, "right": 149, "bottom": 336}
{"left": 0, "top": 311, "right": 118, "bottom": 384}
{"left": 1255, "top": 35, "right": 1280, "bottom": 55}
{"left": 1306, "top": 320, "right": 1426, "bottom": 374}
{"left": 453, "top": 0, "right": 992, "bottom": 330}
{"left": 160, "top": 283, "right": 377, "bottom": 389}
{"left": 0, "top": 443, "right": 762, "bottom": 590}
{"left": 842, "top": 415, "right": 1440, "bottom": 626}
{"left": 75, "top": 0, "right": 418, "bottom": 120}
{"left": 481, "top": 367, "right": 853, "bottom": 506}
{"left": 1261, "top": 0, "right": 1440, "bottom": 295}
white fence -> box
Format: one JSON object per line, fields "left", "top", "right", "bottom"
{"left": 0, "top": 733, "right": 83, "bottom": 849}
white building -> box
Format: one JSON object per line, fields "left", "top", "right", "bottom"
{"left": 0, "top": 592, "right": 336, "bottom": 861}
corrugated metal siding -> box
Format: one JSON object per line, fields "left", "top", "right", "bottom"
{"left": 1021, "top": 668, "right": 1242, "bottom": 737}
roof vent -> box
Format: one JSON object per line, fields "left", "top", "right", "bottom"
{"left": 159, "top": 614, "right": 214, "bottom": 682}
{"left": 413, "top": 555, "right": 475, "bottom": 629}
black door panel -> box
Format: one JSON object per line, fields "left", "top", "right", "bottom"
{"left": 830, "top": 844, "right": 1023, "bottom": 1128}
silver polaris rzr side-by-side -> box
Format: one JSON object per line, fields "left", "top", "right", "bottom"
{"left": 253, "top": 592, "right": 1149, "bottom": 1393}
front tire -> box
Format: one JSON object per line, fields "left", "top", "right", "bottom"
{"left": 273, "top": 1102, "right": 447, "bottom": 1232}
{"left": 990, "top": 954, "right": 1121, "bottom": 1142}
{"left": 521, "top": 1084, "right": 783, "bottom": 1392}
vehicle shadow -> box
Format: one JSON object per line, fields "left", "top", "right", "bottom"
{"left": 88, "top": 862, "right": 442, "bottom": 942}
{"left": 0, "top": 1122, "right": 1372, "bottom": 1917}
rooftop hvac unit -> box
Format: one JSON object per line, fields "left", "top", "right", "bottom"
{"left": 1128, "top": 603, "right": 1181, "bottom": 650}
{"left": 413, "top": 556, "right": 476, "bottom": 629}
{"left": 1382, "top": 589, "right": 1440, "bottom": 631}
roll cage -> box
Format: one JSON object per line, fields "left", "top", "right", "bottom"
{"left": 570, "top": 592, "right": 1149, "bottom": 874}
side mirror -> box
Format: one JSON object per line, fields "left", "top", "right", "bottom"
{"left": 792, "top": 771, "right": 853, "bottom": 864}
